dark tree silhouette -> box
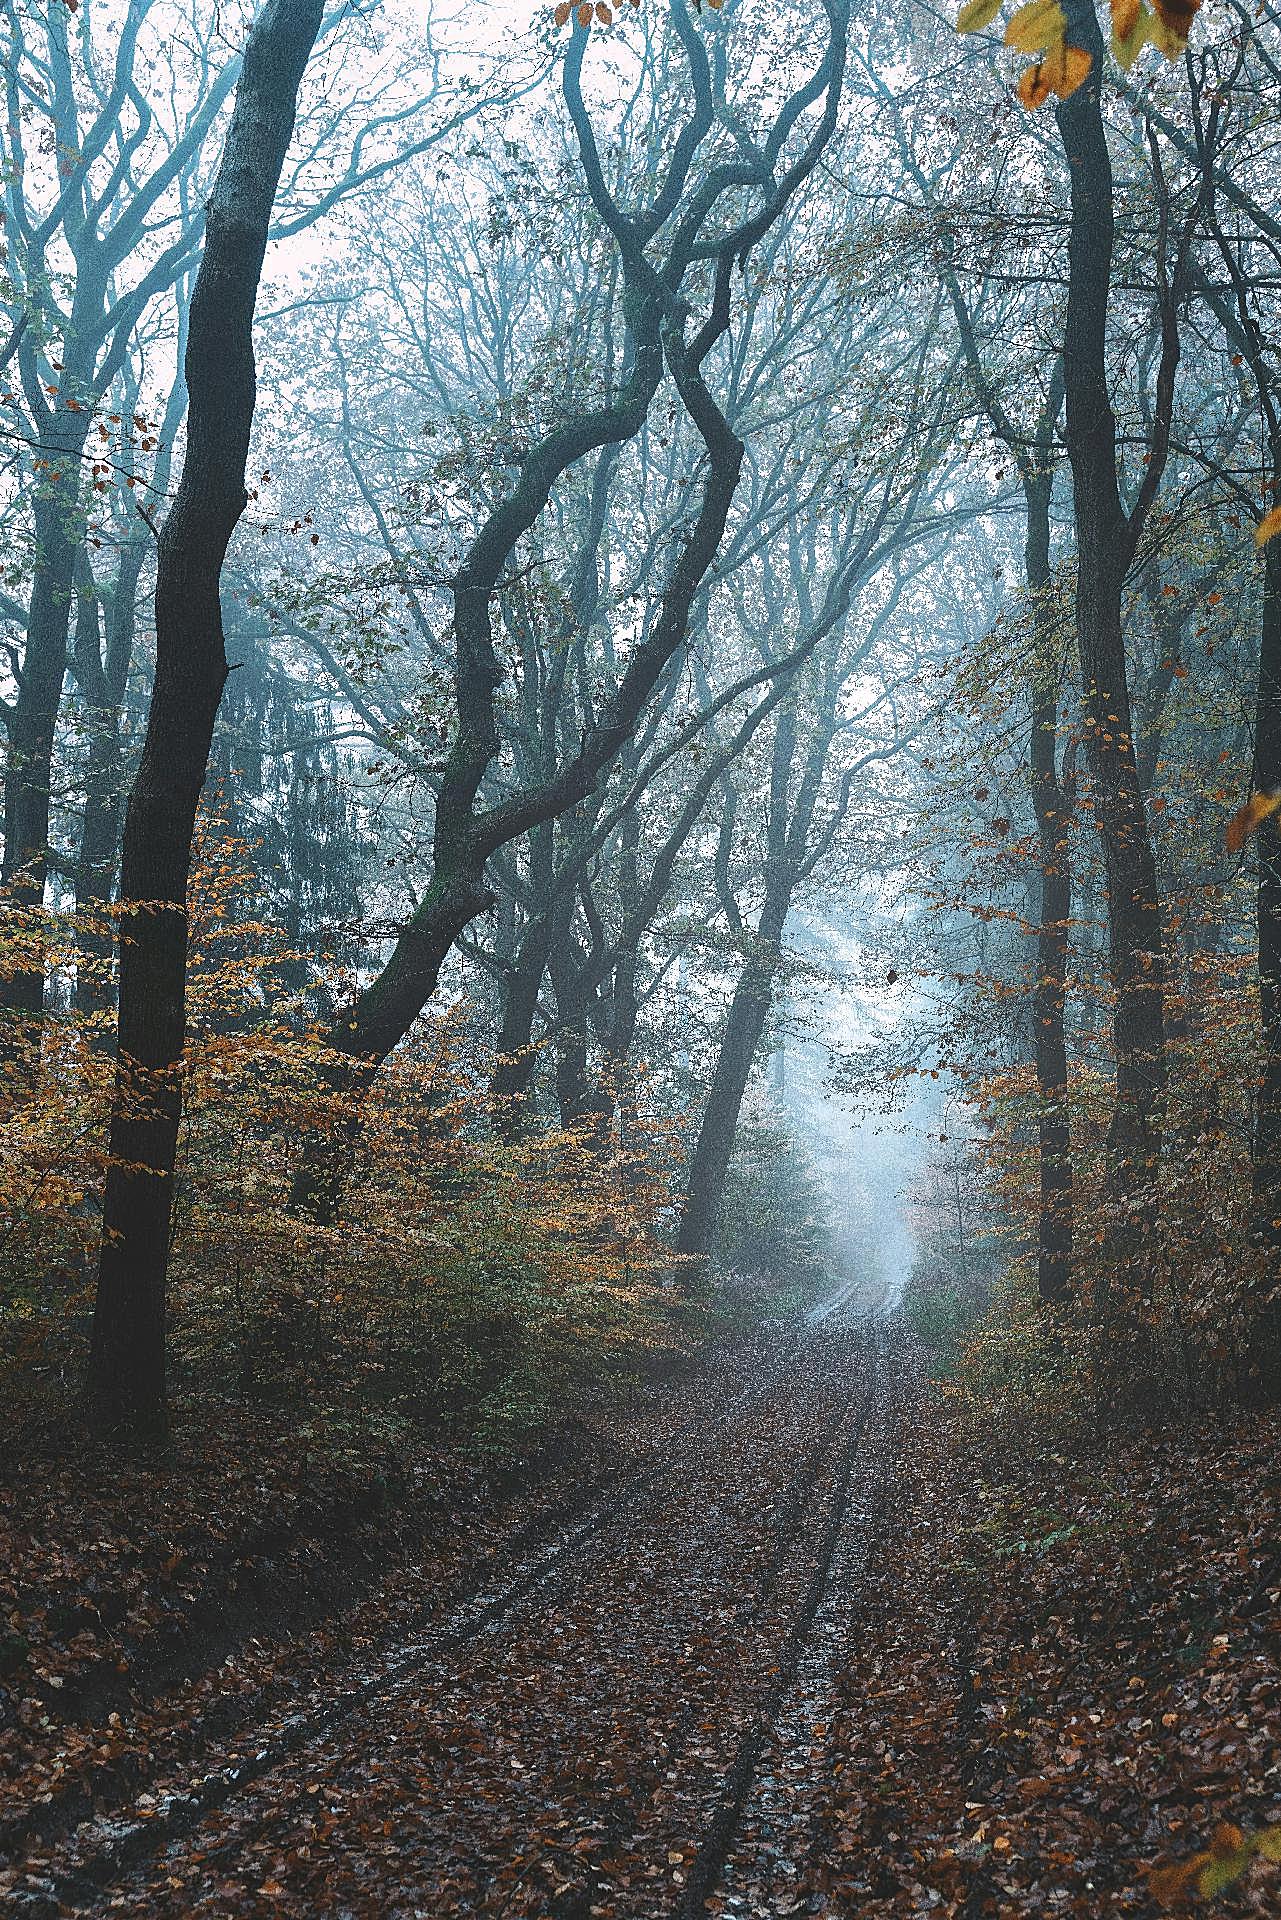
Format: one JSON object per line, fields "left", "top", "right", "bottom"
{"left": 88, "top": 0, "right": 326, "bottom": 1433}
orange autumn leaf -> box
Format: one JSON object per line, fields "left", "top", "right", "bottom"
{"left": 1004, "top": 2, "right": 1091, "bottom": 107}
{"left": 1149, "top": 1853, "right": 1210, "bottom": 1904}
{"left": 1053, "top": 43, "right": 1092, "bottom": 93}
{"left": 1015, "top": 42, "right": 1089, "bottom": 105}
{"left": 1256, "top": 505, "right": 1281, "bottom": 548}
{"left": 1111, "top": 0, "right": 1141, "bottom": 35}
{"left": 1016, "top": 60, "right": 1054, "bottom": 106}
{"left": 1226, "top": 789, "right": 1281, "bottom": 854}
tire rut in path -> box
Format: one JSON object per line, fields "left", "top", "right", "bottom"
{"left": 671, "top": 1326, "right": 880, "bottom": 1918}
{"left": 24, "top": 1318, "right": 885, "bottom": 1918}
{"left": 14, "top": 1336, "right": 800, "bottom": 1914}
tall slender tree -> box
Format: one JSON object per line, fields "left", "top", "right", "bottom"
{"left": 1052, "top": 11, "right": 1206, "bottom": 1235}
{"left": 88, "top": 0, "right": 326, "bottom": 1433}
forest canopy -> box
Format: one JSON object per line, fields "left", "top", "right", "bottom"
{"left": 0, "top": 0, "right": 1276, "bottom": 1454}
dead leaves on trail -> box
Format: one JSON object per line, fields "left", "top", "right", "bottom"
{"left": 27, "top": 1334, "right": 876, "bottom": 1919}
{"left": 785, "top": 1401, "right": 1281, "bottom": 1919}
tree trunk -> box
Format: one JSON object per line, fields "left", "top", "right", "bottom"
{"left": 677, "top": 897, "right": 788, "bottom": 1269}
{"left": 73, "top": 544, "right": 145, "bottom": 1018}
{"left": 1055, "top": 40, "right": 1166, "bottom": 1230}
{"left": 1252, "top": 537, "right": 1281, "bottom": 1367}
{"left": 676, "top": 674, "right": 838, "bottom": 1274}
{"left": 602, "top": 800, "right": 642, "bottom": 1079}
{"left": 548, "top": 906, "right": 612, "bottom": 1133}
{"left": 490, "top": 826, "right": 557, "bottom": 1134}
{"left": 87, "top": 0, "right": 324, "bottom": 1434}
{"left": 1025, "top": 472, "right": 1074, "bottom": 1305}
{"left": 1, "top": 446, "right": 89, "bottom": 1056}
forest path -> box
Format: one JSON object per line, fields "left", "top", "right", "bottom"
{"left": 32, "top": 1315, "right": 903, "bottom": 1919}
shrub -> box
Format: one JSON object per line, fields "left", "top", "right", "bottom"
{"left": 713, "top": 1110, "right": 836, "bottom": 1314}
{"left": 0, "top": 828, "right": 687, "bottom": 1442}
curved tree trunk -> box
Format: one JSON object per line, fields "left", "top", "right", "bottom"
{"left": 292, "top": 336, "right": 748, "bottom": 1220}
{"left": 87, "top": 0, "right": 325, "bottom": 1434}
{"left": 287, "top": 5, "right": 850, "bottom": 1219}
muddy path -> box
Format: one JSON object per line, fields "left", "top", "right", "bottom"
{"left": 14, "top": 1316, "right": 899, "bottom": 1918}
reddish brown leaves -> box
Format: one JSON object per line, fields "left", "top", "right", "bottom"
{"left": 1226, "top": 788, "right": 1281, "bottom": 854}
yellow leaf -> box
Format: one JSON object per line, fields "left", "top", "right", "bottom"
{"left": 1004, "top": 0, "right": 1066, "bottom": 52}
{"left": 1112, "top": 6, "right": 1154, "bottom": 68}
{"left": 957, "top": 0, "right": 1004, "bottom": 30}
{"left": 1255, "top": 505, "right": 1281, "bottom": 548}
{"left": 1053, "top": 43, "right": 1092, "bottom": 94}
{"left": 1111, "top": 0, "right": 1140, "bottom": 35}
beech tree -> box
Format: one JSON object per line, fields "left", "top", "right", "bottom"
{"left": 890, "top": 115, "right": 1075, "bottom": 1303}
{"left": 0, "top": 0, "right": 521, "bottom": 1058}
{"left": 290, "top": 0, "right": 855, "bottom": 1215}
{"left": 0, "top": 0, "right": 240, "bottom": 1046}
{"left": 88, "top": 0, "right": 326, "bottom": 1433}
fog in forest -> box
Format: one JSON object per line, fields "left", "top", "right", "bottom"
{"left": 6, "top": 0, "right": 1281, "bottom": 1909}
{"left": 3, "top": 0, "right": 1277, "bottom": 1431}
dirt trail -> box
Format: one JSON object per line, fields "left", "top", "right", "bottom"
{"left": 16, "top": 1317, "right": 900, "bottom": 1919}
